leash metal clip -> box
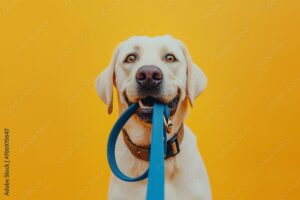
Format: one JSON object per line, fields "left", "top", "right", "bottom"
{"left": 163, "top": 116, "right": 173, "bottom": 134}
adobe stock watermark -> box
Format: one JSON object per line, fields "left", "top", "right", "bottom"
{"left": 3, "top": 128, "right": 10, "bottom": 196}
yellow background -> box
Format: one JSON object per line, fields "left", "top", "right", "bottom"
{"left": 0, "top": 0, "right": 299, "bottom": 199}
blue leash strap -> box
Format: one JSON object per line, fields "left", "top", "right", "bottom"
{"left": 107, "top": 103, "right": 169, "bottom": 199}
{"left": 146, "top": 103, "right": 167, "bottom": 200}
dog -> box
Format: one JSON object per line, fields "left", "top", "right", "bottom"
{"left": 96, "top": 35, "right": 212, "bottom": 200}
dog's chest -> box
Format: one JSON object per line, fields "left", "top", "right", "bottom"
{"left": 109, "top": 176, "right": 201, "bottom": 200}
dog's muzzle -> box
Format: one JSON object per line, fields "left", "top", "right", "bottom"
{"left": 124, "top": 65, "right": 179, "bottom": 123}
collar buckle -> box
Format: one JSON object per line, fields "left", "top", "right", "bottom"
{"left": 165, "top": 136, "right": 180, "bottom": 159}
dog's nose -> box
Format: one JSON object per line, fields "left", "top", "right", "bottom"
{"left": 136, "top": 65, "right": 163, "bottom": 89}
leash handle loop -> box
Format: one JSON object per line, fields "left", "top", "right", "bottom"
{"left": 107, "top": 103, "right": 170, "bottom": 199}
{"left": 107, "top": 103, "right": 149, "bottom": 182}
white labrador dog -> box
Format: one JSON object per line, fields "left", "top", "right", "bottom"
{"left": 96, "top": 35, "right": 212, "bottom": 200}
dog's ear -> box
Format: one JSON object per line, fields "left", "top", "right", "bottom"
{"left": 95, "top": 46, "right": 120, "bottom": 114}
{"left": 178, "top": 41, "right": 207, "bottom": 107}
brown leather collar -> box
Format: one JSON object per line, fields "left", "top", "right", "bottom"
{"left": 122, "top": 124, "right": 184, "bottom": 161}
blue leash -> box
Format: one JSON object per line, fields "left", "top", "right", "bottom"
{"left": 107, "top": 103, "right": 169, "bottom": 200}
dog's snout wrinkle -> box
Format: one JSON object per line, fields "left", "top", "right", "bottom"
{"left": 136, "top": 65, "right": 163, "bottom": 90}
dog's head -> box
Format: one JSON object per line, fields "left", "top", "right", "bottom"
{"left": 96, "top": 35, "right": 206, "bottom": 125}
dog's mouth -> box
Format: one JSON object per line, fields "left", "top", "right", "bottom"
{"left": 125, "top": 95, "right": 180, "bottom": 123}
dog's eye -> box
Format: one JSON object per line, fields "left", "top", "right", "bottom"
{"left": 124, "top": 54, "right": 137, "bottom": 63}
{"left": 164, "top": 54, "right": 177, "bottom": 62}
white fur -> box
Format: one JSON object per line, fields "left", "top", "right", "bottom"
{"left": 96, "top": 35, "right": 212, "bottom": 200}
